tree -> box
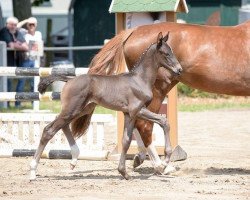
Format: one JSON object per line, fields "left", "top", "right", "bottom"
{"left": 0, "top": 4, "right": 4, "bottom": 28}
{"left": 12, "top": 0, "right": 32, "bottom": 21}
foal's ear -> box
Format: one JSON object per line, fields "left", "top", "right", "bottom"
{"left": 157, "top": 32, "right": 163, "bottom": 49}
{"left": 163, "top": 32, "right": 170, "bottom": 42}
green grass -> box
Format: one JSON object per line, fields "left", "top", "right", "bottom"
{"left": 0, "top": 101, "right": 116, "bottom": 115}
{"left": 1, "top": 98, "right": 250, "bottom": 113}
{"left": 179, "top": 102, "right": 250, "bottom": 112}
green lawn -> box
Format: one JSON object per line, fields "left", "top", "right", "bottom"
{"left": 0, "top": 101, "right": 116, "bottom": 115}
{"left": 178, "top": 101, "right": 250, "bottom": 112}
{"left": 178, "top": 97, "right": 250, "bottom": 112}
{"left": 1, "top": 97, "right": 250, "bottom": 113}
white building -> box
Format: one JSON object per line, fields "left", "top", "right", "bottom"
{"left": 0, "top": 0, "right": 71, "bottom": 43}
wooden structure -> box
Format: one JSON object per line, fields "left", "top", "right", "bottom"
{"left": 0, "top": 113, "right": 113, "bottom": 159}
{"left": 109, "top": 0, "right": 188, "bottom": 155}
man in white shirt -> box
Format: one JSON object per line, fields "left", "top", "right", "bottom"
{"left": 0, "top": 16, "right": 28, "bottom": 108}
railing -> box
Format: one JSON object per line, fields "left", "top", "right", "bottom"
{"left": 0, "top": 42, "right": 103, "bottom": 109}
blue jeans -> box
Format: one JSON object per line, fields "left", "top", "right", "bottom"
{"left": 15, "top": 59, "right": 35, "bottom": 107}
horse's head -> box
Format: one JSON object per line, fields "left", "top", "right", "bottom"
{"left": 155, "top": 32, "right": 182, "bottom": 76}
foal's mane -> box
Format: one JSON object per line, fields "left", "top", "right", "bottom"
{"left": 130, "top": 42, "right": 155, "bottom": 73}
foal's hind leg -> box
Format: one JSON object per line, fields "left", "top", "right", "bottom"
{"left": 63, "top": 103, "right": 96, "bottom": 170}
{"left": 62, "top": 125, "right": 80, "bottom": 170}
{"left": 118, "top": 114, "right": 135, "bottom": 180}
{"left": 30, "top": 114, "right": 73, "bottom": 180}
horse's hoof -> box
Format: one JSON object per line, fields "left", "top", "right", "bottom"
{"left": 163, "top": 164, "right": 176, "bottom": 175}
{"left": 133, "top": 154, "right": 143, "bottom": 169}
{"left": 70, "top": 163, "right": 76, "bottom": 170}
{"left": 154, "top": 164, "right": 166, "bottom": 175}
{"left": 124, "top": 174, "right": 131, "bottom": 180}
{"left": 30, "top": 171, "right": 37, "bottom": 181}
{"left": 118, "top": 169, "right": 131, "bottom": 180}
{"left": 121, "top": 172, "right": 131, "bottom": 180}
{"left": 70, "top": 159, "right": 77, "bottom": 170}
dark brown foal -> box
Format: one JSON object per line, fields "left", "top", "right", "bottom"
{"left": 30, "top": 32, "right": 182, "bottom": 180}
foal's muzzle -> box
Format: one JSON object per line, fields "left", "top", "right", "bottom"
{"left": 173, "top": 64, "right": 183, "bottom": 76}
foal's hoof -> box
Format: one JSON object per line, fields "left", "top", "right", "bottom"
{"left": 122, "top": 173, "right": 131, "bottom": 180}
{"left": 118, "top": 170, "right": 131, "bottom": 180}
{"left": 29, "top": 171, "right": 37, "bottom": 181}
{"left": 70, "top": 159, "right": 77, "bottom": 170}
{"left": 133, "top": 154, "right": 143, "bottom": 169}
{"left": 70, "top": 163, "right": 76, "bottom": 170}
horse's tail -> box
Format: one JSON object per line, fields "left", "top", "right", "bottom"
{"left": 71, "top": 104, "right": 95, "bottom": 139}
{"left": 88, "top": 28, "right": 135, "bottom": 75}
{"left": 38, "top": 75, "right": 71, "bottom": 94}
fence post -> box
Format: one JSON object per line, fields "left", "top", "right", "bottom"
{"left": 32, "top": 40, "right": 44, "bottom": 111}
{"left": 0, "top": 41, "right": 7, "bottom": 109}
{"left": 33, "top": 56, "right": 40, "bottom": 111}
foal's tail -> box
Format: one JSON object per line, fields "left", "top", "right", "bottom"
{"left": 88, "top": 28, "right": 135, "bottom": 75}
{"left": 38, "top": 75, "right": 71, "bottom": 94}
{"left": 71, "top": 103, "right": 95, "bottom": 139}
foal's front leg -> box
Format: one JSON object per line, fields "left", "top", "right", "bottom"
{"left": 118, "top": 114, "right": 135, "bottom": 180}
{"left": 137, "top": 107, "right": 176, "bottom": 174}
{"left": 133, "top": 129, "right": 147, "bottom": 168}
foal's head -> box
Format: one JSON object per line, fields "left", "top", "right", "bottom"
{"left": 154, "top": 32, "right": 182, "bottom": 75}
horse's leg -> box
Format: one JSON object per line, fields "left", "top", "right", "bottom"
{"left": 118, "top": 114, "right": 135, "bottom": 180}
{"left": 63, "top": 102, "right": 96, "bottom": 170}
{"left": 62, "top": 124, "right": 80, "bottom": 170}
{"left": 30, "top": 100, "right": 89, "bottom": 180}
{"left": 30, "top": 113, "right": 74, "bottom": 180}
{"left": 133, "top": 129, "right": 147, "bottom": 169}
{"left": 134, "top": 80, "right": 178, "bottom": 168}
{"left": 137, "top": 107, "right": 175, "bottom": 174}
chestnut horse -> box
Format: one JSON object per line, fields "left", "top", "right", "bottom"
{"left": 29, "top": 33, "right": 182, "bottom": 180}
{"left": 88, "top": 20, "right": 250, "bottom": 170}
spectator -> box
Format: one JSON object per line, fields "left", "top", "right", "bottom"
{"left": 0, "top": 16, "right": 28, "bottom": 108}
{"left": 16, "top": 17, "right": 42, "bottom": 107}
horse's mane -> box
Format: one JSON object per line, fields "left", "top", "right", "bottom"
{"left": 130, "top": 43, "right": 155, "bottom": 73}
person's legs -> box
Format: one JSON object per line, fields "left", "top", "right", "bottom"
{"left": 15, "top": 60, "right": 32, "bottom": 108}
{"left": 26, "top": 60, "right": 35, "bottom": 106}
{"left": 27, "top": 60, "right": 35, "bottom": 92}
{"left": 15, "top": 78, "right": 25, "bottom": 107}
{"left": 7, "top": 78, "right": 12, "bottom": 107}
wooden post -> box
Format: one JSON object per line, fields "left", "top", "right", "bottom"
{"left": 166, "top": 12, "right": 177, "bottom": 22}
{"left": 166, "top": 12, "right": 178, "bottom": 148}
{"left": 116, "top": 13, "right": 125, "bottom": 152}
{"left": 167, "top": 86, "right": 178, "bottom": 148}
{"left": 115, "top": 12, "right": 179, "bottom": 153}
{"left": 109, "top": 0, "right": 188, "bottom": 161}
{"left": 116, "top": 13, "right": 125, "bottom": 34}
{"left": 0, "top": 42, "right": 7, "bottom": 108}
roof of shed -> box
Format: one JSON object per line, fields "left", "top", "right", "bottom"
{"left": 109, "top": 0, "right": 188, "bottom": 13}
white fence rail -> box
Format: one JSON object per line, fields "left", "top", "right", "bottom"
{"left": 0, "top": 113, "right": 114, "bottom": 160}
